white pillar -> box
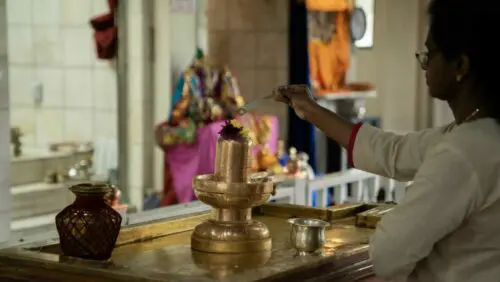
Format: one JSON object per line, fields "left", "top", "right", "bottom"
{"left": 0, "top": 0, "right": 11, "bottom": 243}
{"left": 153, "top": 0, "right": 172, "bottom": 193}
{"left": 119, "top": 0, "right": 157, "bottom": 211}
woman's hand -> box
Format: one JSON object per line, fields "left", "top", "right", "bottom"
{"left": 272, "top": 84, "right": 354, "bottom": 148}
{"left": 273, "top": 84, "right": 317, "bottom": 120}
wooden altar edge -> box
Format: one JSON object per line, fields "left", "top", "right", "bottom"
{"left": 0, "top": 203, "right": 380, "bottom": 282}
{"left": 262, "top": 250, "right": 373, "bottom": 282}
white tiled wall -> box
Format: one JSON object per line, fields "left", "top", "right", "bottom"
{"left": 0, "top": 0, "right": 11, "bottom": 243}
{"left": 7, "top": 0, "right": 117, "bottom": 149}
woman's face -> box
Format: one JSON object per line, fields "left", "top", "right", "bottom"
{"left": 425, "top": 34, "right": 458, "bottom": 101}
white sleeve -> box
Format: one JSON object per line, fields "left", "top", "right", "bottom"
{"left": 351, "top": 124, "right": 447, "bottom": 181}
{"left": 369, "top": 143, "right": 479, "bottom": 279}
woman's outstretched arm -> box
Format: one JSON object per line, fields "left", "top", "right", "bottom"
{"left": 273, "top": 85, "right": 446, "bottom": 181}
{"left": 301, "top": 98, "right": 354, "bottom": 148}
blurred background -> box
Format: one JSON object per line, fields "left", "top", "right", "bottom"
{"left": 0, "top": 0, "right": 454, "bottom": 242}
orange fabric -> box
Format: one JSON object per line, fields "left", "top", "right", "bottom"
{"left": 306, "top": 0, "right": 353, "bottom": 12}
{"left": 309, "top": 12, "right": 351, "bottom": 93}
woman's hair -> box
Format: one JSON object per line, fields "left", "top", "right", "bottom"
{"left": 428, "top": 0, "right": 499, "bottom": 121}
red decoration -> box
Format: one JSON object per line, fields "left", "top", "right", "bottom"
{"left": 55, "top": 183, "right": 122, "bottom": 260}
{"left": 90, "top": 0, "right": 118, "bottom": 59}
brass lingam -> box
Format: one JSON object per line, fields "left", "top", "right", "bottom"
{"left": 191, "top": 123, "right": 277, "bottom": 253}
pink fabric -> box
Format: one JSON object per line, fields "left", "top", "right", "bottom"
{"left": 165, "top": 121, "right": 222, "bottom": 203}
{"left": 165, "top": 116, "right": 279, "bottom": 203}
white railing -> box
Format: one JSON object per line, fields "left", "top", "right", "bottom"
{"left": 272, "top": 168, "right": 410, "bottom": 207}
{"left": 308, "top": 169, "right": 380, "bottom": 207}
{"left": 270, "top": 178, "right": 307, "bottom": 205}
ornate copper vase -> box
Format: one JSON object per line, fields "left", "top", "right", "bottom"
{"left": 55, "top": 183, "right": 122, "bottom": 260}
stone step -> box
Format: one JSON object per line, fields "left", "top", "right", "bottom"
{"left": 11, "top": 149, "right": 92, "bottom": 186}
{"left": 11, "top": 212, "right": 57, "bottom": 232}
{"left": 11, "top": 182, "right": 73, "bottom": 220}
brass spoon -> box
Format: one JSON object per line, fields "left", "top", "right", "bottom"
{"left": 236, "top": 94, "right": 274, "bottom": 115}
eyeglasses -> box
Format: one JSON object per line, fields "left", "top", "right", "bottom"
{"left": 415, "top": 49, "right": 438, "bottom": 70}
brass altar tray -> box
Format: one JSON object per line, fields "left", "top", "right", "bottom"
{"left": 0, "top": 203, "right": 382, "bottom": 282}
{"left": 355, "top": 204, "right": 395, "bottom": 229}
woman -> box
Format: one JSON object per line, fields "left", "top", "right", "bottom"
{"left": 274, "top": 0, "right": 500, "bottom": 281}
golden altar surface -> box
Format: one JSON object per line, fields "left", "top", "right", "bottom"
{"left": 0, "top": 203, "right": 383, "bottom": 282}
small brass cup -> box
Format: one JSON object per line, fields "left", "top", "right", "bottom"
{"left": 288, "top": 218, "right": 330, "bottom": 256}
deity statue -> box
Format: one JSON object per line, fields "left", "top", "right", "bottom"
{"left": 297, "top": 152, "right": 315, "bottom": 180}
{"left": 236, "top": 113, "right": 277, "bottom": 172}
{"left": 285, "top": 147, "right": 300, "bottom": 176}
{"left": 157, "top": 49, "right": 243, "bottom": 147}
{"left": 155, "top": 49, "right": 280, "bottom": 206}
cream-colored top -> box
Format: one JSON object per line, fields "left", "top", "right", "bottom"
{"left": 352, "top": 118, "right": 500, "bottom": 282}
